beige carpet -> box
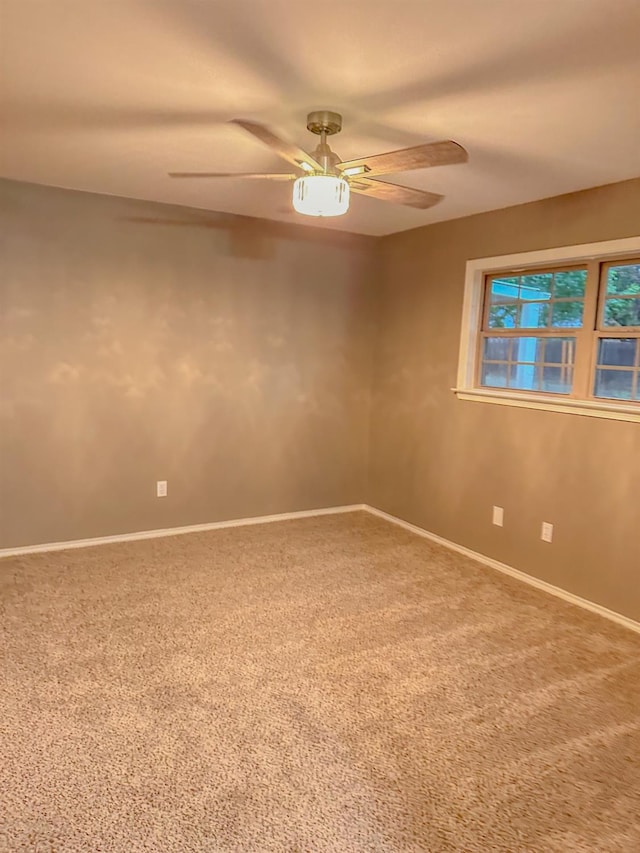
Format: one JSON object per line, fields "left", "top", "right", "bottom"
{"left": 1, "top": 512, "right": 640, "bottom": 852}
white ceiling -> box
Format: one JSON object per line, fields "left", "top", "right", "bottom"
{"left": 1, "top": 0, "right": 639, "bottom": 236}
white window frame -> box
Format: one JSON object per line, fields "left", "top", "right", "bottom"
{"left": 454, "top": 236, "right": 640, "bottom": 423}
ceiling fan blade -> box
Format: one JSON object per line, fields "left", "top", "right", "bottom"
{"left": 337, "top": 140, "right": 467, "bottom": 178}
{"left": 350, "top": 178, "right": 443, "bottom": 209}
{"left": 230, "top": 119, "right": 322, "bottom": 173}
{"left": 168, "top": 171, "right": 295, "bottom": 180}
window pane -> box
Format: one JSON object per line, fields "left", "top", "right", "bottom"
{"left": 551, "top": 301, "right": 583, "bottom": 328}
{"left": 606, "top": 263, "right": 640, "bottom": 296}
{"left": 490, "top": 277, "right": 520, "bottom": 303}
{"left": 604, "top": 297, "right": 640, "bottom": 327}
{"left": 481, "top": 336, "right": 576, "bottom": 394}
{"left": 507, "top": 364, "right": 573, "bottom": 394}
{"left": 597, "top": 338, "right": 637, "bottom": 367}
{"left": 544, "top": 337, "right": 575, "bottom": 364}
{"left": 486, "top": 270, "right": 587, "bottom": 332}
{"left": 483, "top": 337, "right": 512, "bottom": 361}
{"left": 541, "top": 366, "right": 572, "bottom": 394}
{"left": 481, "top": 362, "right": 508, "bottom": 388}
{"left": 519, "top": 303, "right": 549, "bottom": 328}
{"left": 511, "top": 336, "right": 544, "bottom": 363}
{"left": 594, "top": 369, "right": 634, "bottom": 400}
{"left": 488, "top": 304, "right": 518, "bottom": 328}
{"left": 553, "top": 270, "right": 587, "bottom": 298}
{"left": 519, "top": 273, "right": 552, "bottom": 300}
{"left": 509, "top": 363, "right": 539, "bottom": 391}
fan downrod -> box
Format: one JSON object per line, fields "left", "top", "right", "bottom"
{"left": 306, "top": 111, "right": 342, "bottom": 136}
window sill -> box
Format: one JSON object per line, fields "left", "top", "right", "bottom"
{"left": 452, "top": 387, "right": 640, "bottom": 423}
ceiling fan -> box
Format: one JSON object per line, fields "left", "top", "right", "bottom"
{"left": 168, "top": 111, "right": 468, "bottom": 218}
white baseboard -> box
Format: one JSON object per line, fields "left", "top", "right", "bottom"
{"left": 364, "top": 505, "right": 640, "bottom": 636}
{"left": 0, "top": 504, "right": 367, "bottom": 558}
{"left": 3, "top": 501, "right": 638, "bottom": 636}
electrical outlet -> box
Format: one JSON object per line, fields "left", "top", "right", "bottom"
{"left": 492, "top": 506, "right": 504, "bottom": 527}
{"left": 541, "top": 521, "right": 553, "bottom": 543}
{"left": 156, "top": 480, "right": 168, "bottom": 498}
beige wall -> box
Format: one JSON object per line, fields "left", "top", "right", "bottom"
{"left": 3, "top": 175, "right": 640, "bottom": 621}
{"left": 0, "top": 180, "right": 375, "bottom": 547}
{"left": 369, "top": 178, "right": 640, "bottom": 621}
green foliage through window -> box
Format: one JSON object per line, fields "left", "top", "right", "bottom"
{"left": 488, "top": 269, "right": 586, "bottom": 330}
{"left": 604, "top": 264, "right": 640, "bottom": 327}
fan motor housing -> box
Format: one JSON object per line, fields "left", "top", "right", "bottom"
{"left": 307, "top": 110, "right": 342, "bottom": 136}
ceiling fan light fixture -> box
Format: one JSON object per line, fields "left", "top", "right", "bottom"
{"left": 292, "top": 174, "right": 350, "bottom": 217}
{"left": 170, "top": 113, "right": 467, "bottom": 215}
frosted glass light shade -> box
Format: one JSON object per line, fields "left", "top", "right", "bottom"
{"left": 292, "top": 175, "right": 350, "bottom": 217}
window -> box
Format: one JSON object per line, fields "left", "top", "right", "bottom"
{"left": 481, "top": 266, "right": 587, "bottom": 395}
{"left": 480, "top": 259, "right": 640, "bottom": 402}
{"left": 455, "top": 237, "right": 640, "bottom": 422}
